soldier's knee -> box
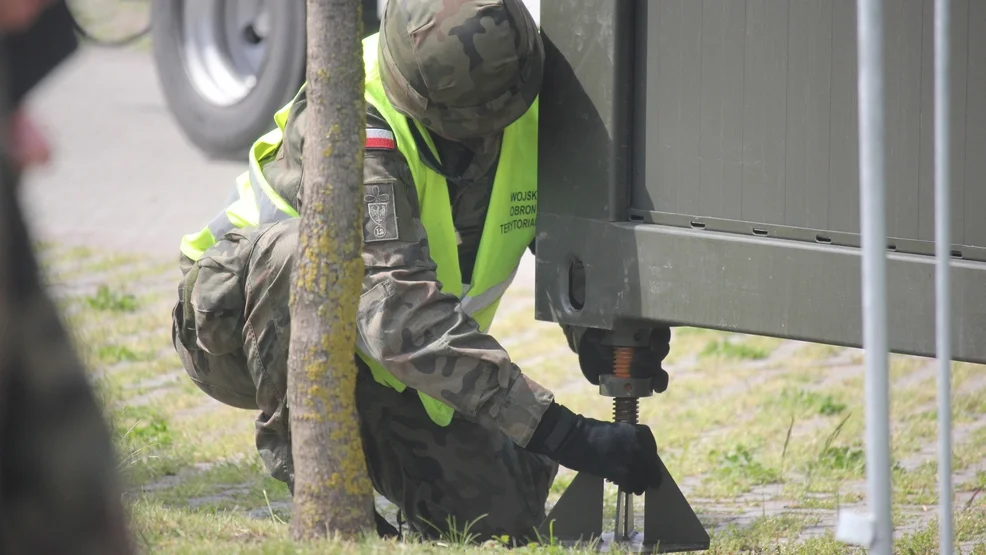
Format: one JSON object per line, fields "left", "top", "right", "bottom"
{"left": 248, "top": 219, "right": 299, "bottom": 280}
{"left": 171, "top": 300, "right": 257, "bottom": 410}
{"left": 171, "top": 228, "right": 270, "bottom": 410}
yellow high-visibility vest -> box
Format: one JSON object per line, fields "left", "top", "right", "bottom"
{"left": 180, "top": 33, "right": 538, "bottom": 427}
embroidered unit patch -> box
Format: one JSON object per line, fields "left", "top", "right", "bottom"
{"left": 363, "top": 182, "right": 399, "bottom": 242}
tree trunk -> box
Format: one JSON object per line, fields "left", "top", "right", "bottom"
{"left": 287, "top": 0, "right": 374, "bottom": 541}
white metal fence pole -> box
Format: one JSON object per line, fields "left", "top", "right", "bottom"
{"left": 857, "top": 0, "right": 893, "bottom": 553}
{"left": 933, "top": 0, "right": 954, "bottom": 553}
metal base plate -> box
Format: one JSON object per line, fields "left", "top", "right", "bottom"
{"left": 538, "top": 457, "right": 710, "bottom": 553}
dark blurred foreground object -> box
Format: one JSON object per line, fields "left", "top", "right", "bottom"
{"left": 0, "top": 1, "right": 134, "bottom": 554}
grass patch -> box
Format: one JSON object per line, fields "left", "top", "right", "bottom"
{"left": 36, "top": 241, "right": 986, "bottom": 552}
{"left": 700, "top": 338, "right": 769, "bottom": 361}
{"left": 772, "top": 388, "right": 849, "bottom": 417}
{"left": 110, "top": 403, "right": 190, "bottom": 486}
{"left": 961, "top": 470, "right": 986, "bottom": 492}
{"left": 889, "top": 510, "right": 986, "bottom": 554}
{"left": 68, "top": 303, "right": 172, "bottom": 346}
{"left": 142, "top": 460, "right": 290, "bottom": 511}
{"left": 94, "top": 356, "right": 183, "bottom": 391}
{"left": 800, "top": 414, "right": 869, "bottom": 483}
{"left": 712, "top": 444, "right": 782, "bottom": 486}
{"left": 129, "top": 499, "right": 605, "bottom": 554}
{"left": 117, "top": 405, "right": 174, "bottom": 448}
{"left": 954, "top": 390, "right": 986, "bottom": 417}
{"left": 797, "top": 342, "right": 847, "bottom": 361}
{"left": 37, "top": 243, "right": 95, "bottom": 263}
{"left": 94, "top": 344, "right": 154, "bottom": 365}
{"left": 892, "top": 462, "right": 941, "bottom": 506}
{"left": 706, "top": 514, "right": 845, "bottom": 554}
{"left": 86, "top": 284, "right": 140, "bottom": 312}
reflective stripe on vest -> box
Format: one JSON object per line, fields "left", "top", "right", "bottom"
{"left": 460, "top": 265, "right": 519, "bottom": 317}
{"left": 179, "top": 169, "right": 298, "bottom": 261}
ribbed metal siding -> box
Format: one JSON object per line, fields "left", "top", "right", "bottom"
{"left": 633, "top": 0, "right": 985, "bottom": 250}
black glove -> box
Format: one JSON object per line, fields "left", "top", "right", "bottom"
{"left": 577, "top": 327, "right": 671, "bottom": 393}
{"left": 526, "top": 402, "right": 662, "bottom": 495}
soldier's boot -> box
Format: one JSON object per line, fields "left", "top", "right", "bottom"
{"left": 354, "top": 368, "right": 559, "bottom": 543}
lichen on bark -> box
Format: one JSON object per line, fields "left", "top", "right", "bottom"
{"left": 286, "top": 0, "right": 374, "bottom": 542}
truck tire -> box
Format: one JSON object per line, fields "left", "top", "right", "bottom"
{"left": 150, "top": 0, "right": 307, "bottom": 159}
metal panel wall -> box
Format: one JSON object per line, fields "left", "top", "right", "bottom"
{"left": 631, "top": 0, "right": 986, "bottom": 260}
{"left": 535, "top": 0, "right": 986, "bottom": 364}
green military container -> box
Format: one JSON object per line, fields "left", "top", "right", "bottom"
{"left": 533, "top": 1, "right": 985, "bottom": 551}
{"left": 535, "top": 0, "right": 986, "bottom": 365}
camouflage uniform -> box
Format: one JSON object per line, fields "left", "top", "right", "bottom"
{"left": 173, "top": 0, "right": 560, "bottom": 541}
{"left": 0, "top": 3, "right": 133, "bottom": 554}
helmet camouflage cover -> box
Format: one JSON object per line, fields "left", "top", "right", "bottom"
{"left": 378, "top": 0, "right": 544, "bottom": 140}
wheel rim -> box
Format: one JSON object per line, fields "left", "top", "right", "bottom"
{"left": 182, "top": 0, "right": 270, "bottom": 107}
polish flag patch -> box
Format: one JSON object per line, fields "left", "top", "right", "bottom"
{"left": 366, "top": 128, "right": 396, "bottom": 151}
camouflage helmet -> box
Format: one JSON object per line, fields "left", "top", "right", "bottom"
{"left": 378, "top": 0, "right": 543, "bottom": 140}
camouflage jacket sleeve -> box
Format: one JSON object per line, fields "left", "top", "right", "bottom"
{"left": 264, "top": 96, "right": 554, "bottom": 447}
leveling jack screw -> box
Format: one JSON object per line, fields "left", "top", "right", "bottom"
{"left": 537, "top": 327, "right": 710, "bottom": 553}
{"left": 612, "top": 346, "right": 638, "bottom": 542}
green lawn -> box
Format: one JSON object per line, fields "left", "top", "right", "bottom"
{"left": 37, "top": 242, "right": 986, "bottom": 554}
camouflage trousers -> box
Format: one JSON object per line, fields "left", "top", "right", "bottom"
{"left": 171, "top": 219, "right": 557, "bottom": 540}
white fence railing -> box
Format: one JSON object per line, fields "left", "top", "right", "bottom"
{"left": 836, "top": 1, "right": 954, "bottom": 553}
